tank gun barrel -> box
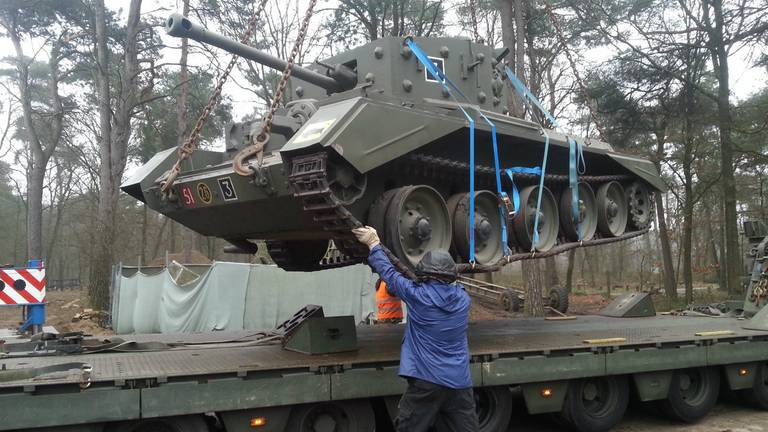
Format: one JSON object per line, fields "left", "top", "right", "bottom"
{"left": 166, "top": 13, "right": 341, "bottom": 93}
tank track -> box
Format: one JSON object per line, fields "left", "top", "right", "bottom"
{"left": 405, "top": 154, "right": 634, "bottom": 184}
{"left": 288, "top": 151, "right": 651, "bottom": 273}
{"left": 287, "top": 153, "right": 369, "bottom": 269}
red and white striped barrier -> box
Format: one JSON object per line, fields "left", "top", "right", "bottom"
{"left": 0, "top": 268, "right": 45, "bottom": 305}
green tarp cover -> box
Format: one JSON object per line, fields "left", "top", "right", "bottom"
{"left": 112, "top": 262, "right": 376, "bottom": 334}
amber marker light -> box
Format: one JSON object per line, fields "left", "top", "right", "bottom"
{"left": 250, "top": 417, "right": 267, "bottom": 427}
{"left": 541, "top": 388, "right": 554, "bottom": 398}
{"left": 739, "top": 368, "right": 750, "bottom": 376}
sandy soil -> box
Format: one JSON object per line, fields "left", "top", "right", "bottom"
{"left": 0, "top": 288, "right": 114, "bottom": 336}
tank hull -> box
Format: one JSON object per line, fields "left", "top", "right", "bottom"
{"left": 123, "top": 93, "right": 662, "bottom": 247}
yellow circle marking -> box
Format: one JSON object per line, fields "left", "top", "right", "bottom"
{"left": 197, "top": 183, "right": 213, "bottom": 204}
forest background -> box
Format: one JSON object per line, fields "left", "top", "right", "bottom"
{"left": 0, "top": 0, "right": 766, "bottom": 313}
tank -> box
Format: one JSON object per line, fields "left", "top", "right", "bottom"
{"left": 122, "top": 14, "right": 665, "bottom": 271}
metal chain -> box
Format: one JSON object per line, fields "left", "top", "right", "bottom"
{"left": 160, "top": 0, "right": 270, "bottom": 194}
{"left": 233, "top": 0, "right": 318, "bottom": 176}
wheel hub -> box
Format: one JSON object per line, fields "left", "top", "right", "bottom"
{"left": 607, "top": 200, "right": 619, "bottom": 218}
{"left": 583, "top": 382, "right": 599, "bottom": 401}
{"left": 410, "top": 215, "right": 433, "bottom": 242}
{"left": 312, "top": 413, "right": 336, "bottom": 432}
{"left": 475, "top": 215, "right": 492, "bottom": 243}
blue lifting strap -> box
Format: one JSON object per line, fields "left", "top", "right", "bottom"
{"left": 504, "top": 66, "right": 586, "bottom": 243}
{"left": 405, "top": 38, "right": 509, "bottom": 262}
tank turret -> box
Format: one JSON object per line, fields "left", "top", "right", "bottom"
{"left": 122, "top": 13, "right": 665, "bottom": 272}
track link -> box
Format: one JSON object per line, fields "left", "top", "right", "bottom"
{"left": 288, "top": 153, "right": 368, "bottom": 269}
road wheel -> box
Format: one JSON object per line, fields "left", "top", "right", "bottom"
{"left": 559, "top": 376, "right": 629, "bottom": 432}
{"left": 447, "top": 191, "right": 505, "bottom": 265}
{"left": 287, "top": 401, "right": 375, "bottom": 431}
{"left": 548, "top": 286, "right": 570, "bottom": 314}
{"left": 512, "top": 185, "right": 559, "bottom": 252}
{"left": 659, "top": 367, "right": 720, "bottom": 422}
{"left": 559, "top": 182, "right": 598, "bottom": 241}
{"left": 110, "top": 415, "right": 209, "bottom": 432}
{"left": 384, "top": 185, "right": 452, "bottom": 269}
{"left": 475, "top": 386, "right": 513, "bottom": 432}
{"left": 740, "top": 362, "right": 768, "bottom": 410}
{"left": 596, "top": 182, "right": 628, "bottom": 237}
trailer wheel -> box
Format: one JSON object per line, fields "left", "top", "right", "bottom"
{"left": 286, "top": 400, "right": 375, "bottom": 431}
{"left": 500, "top": 290, "right": 520, "bottom": 312}
{"left": 474, "top": 386, "right": 513, "bottom": 432}
{"left": 659, "top": 367, "right": 720, "bottom": 422}
{"left": 559, "top": 376, "right": 629, "bottom": 432}
{"left": 741, "top": 362, "right": 768, "bottom": 410}
{"left": 109, "top": 415, "right": 209, "bottom": 432}
{"left": 548, "top": 286, "right": 569, "bottom": 314}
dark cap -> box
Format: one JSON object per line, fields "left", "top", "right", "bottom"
{"left": 415, "top": 250, "right": 458, "bottom": 282}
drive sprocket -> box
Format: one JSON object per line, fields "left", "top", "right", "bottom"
{"left": 625, "top": 182, "right": 653, "bottom": 230}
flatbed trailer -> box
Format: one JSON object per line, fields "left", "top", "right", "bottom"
{"left": 3, "top": 309, "right": 768, "bottom": 432}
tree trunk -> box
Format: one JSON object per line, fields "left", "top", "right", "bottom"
{"left": 544, "top": 256, "right": 559, "bottom": 287}
{"left": 89, "top": 0, "right": 143, "bottom": 310}
{"left": 499, "top": 0, "right": 526, "bottom": 117}
{"left": 523, "top": 260, "right": 544, "bottom": 317}
{"left": 708, "top": 0, "right": 739, "bottom": 295}
{"left": 26, "top": 166, "right": 44, "bottom": 260}
{"left": 653, "top": 134, "right": 677, "bottom": 299}
{"left": 565, "top": 249, "right": 576, "bottom": 293}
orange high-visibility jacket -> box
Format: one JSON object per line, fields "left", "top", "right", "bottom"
{"left": 376, "top": 279, "right": 403, "bottom": 320}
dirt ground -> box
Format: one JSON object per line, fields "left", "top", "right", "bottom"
{"left": 469, "top": 293, "right": 609, "bottom": 321}
{"left": 0, "top": 288, "right": 114, "bottom": 336}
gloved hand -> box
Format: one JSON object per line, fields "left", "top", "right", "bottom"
{"left": 352, "top": 226, "right": 380, "bottom": 250}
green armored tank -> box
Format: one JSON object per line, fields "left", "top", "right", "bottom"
{"left": 122, "top": 14, "right": 664, "bottom": 271}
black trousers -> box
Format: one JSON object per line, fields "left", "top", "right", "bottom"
{"left": 395, "top": 378, "right": 479, "bottom": 432}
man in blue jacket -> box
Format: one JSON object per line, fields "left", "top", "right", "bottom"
{"left": 353, "top": 226, "right": 478, "bottom": 432}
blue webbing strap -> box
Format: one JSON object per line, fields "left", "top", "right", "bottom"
{"left": 504, "top": 166, "right": 542, "bottom": 215}
{"left": 504, "top": 66, "right": 586, "bottom": 242}
{"left": 406, "top": 38, "right": 510, "bottom": 261}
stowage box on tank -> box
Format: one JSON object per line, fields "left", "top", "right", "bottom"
{"left": 122, "top": 14, "right": 664, "bottom": 271}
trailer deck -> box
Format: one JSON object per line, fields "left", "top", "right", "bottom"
{"left": 2, "top": 313, "right": 767, "bottom": 431}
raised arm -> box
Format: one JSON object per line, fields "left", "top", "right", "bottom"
{"left": 353, "top": 226, "right": 418, "bottom": 302}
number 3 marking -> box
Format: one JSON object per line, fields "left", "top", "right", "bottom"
{"left": 218, "top": 177, "right": 238, "bottom": 201}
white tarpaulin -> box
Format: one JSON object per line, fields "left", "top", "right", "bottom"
{"left": 112, "top": 262, "right": 376, "bottom": 334}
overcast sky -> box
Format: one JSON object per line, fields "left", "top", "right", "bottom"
{"left": 0, "top": 0, "right": 765, "bottom": 179}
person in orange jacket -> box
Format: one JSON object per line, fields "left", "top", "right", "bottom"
{"left": 376, "top": 278, "right": 403, "bottom": 324}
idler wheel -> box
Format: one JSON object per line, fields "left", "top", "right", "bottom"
{"left": 447, "top": 190, "right": 504, "bottom": 265}
{"left": 559, "top": 182, "right": 598, "bottom": 242}
{"left": 596, "top": 181, "right": 628, "bottom": 237}
{"left": 512, "top": 185, "right": 559, "bottom": 252}
{"left": 384, "top": 185, "right": 452, "bottom": 268}
{"left": 625, "top": 181, "right": 653, "bottom": 230}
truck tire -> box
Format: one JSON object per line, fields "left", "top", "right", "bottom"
{"left": 108, "top": 415, "right": 209, "bottom": 432}
{"left": 558, "top": 376, "right": 629, "bottom": 432}
{"left": 474, "top": 386, "right": 513, "bottom": 432}
{"left": 286, "top": 400, "right": 375, "bottom": 431}
{"left": 548, "top": 286, "right": 569, "bottom": 314}
{"left": 659, "top": 367, "right": 719, "bottom": 422}
{"left": 741, "top": 362, "right": 768, "bottom": 410}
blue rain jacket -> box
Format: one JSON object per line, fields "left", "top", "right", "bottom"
{"left": 368, "top": 245, "right": 472, "bottom": 389}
